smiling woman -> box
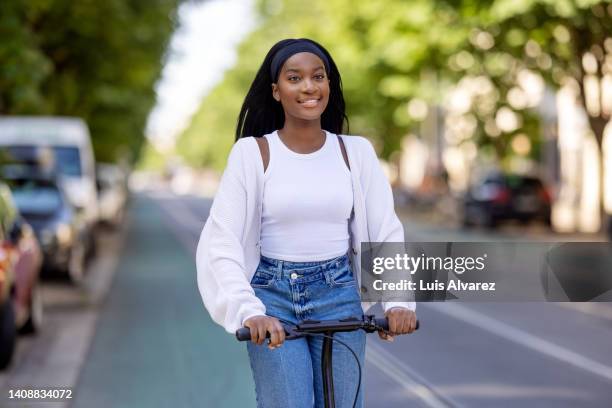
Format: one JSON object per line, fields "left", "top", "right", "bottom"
{"left": 196, "top": 38, "right": 417, "bottom": 408}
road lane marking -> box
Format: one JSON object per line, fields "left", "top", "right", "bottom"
{"left": 367, "top": 342, "right": 459, "bottom": 408}
{"left": 433, "top": 304, "right": 612, "bottom": 382}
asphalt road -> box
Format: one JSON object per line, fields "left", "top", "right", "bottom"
{"left": 2, "top": 190, "right": 612, "bottom": 407}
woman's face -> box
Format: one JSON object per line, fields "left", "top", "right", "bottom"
{"left": 272, "top": 52, "right": 330, "bottom": 123}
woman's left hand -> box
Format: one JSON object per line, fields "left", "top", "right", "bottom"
{"left": 378, "top": 307, "right": 417, "bottom": 341}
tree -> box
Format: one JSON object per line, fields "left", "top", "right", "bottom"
{"left": 467, "top": 0, "right": 612, "bottom": 146}
{"left": 0, "top": 0, "right": 186, "bottom": 163}
{"left": 177, "top": 0, "right": 467, "bottom": 167}
{"left": 179, "top": 0, "right": 611, "bottom": 180}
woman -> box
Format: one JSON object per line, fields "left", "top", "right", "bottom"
{"left": 196, "top": 38, "right": 417, "bottom": 408}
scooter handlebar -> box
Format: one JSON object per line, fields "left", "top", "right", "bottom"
{"left": 236, "top": 316, "right": 419, "bottom": 341}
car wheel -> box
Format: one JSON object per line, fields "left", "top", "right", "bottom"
{"left": 20, "top": 283, "right": 43, "bottom": 335}
{"left": 0, "top": 300, "right": 16, "bottom": 370}
{"left": 474, "top": 208, "right": 495, "bottom": 228}
{"left": 68, "top": 243, "right": 86, "bottom": 284}
{"left": 485, "top": 216, "right": 497, "bottom": 229}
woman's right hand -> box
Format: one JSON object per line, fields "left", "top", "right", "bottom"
{"left": 244, "top": 315, "right": 286, "bottom": 349}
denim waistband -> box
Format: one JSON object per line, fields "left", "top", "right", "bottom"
{"left": 259, "top": 252, "right": 349, "bottom": 275}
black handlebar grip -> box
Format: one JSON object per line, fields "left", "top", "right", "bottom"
{"left": 374, "top": 318, "right": 420, "bottom": 331}
{"left": 236, "top": 327, "right": 252, "bottom": 341}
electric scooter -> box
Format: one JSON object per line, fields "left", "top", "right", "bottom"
{"left": 236, "top": 315, "right": 420, "bottom": 408}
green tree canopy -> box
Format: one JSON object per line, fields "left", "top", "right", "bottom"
{"left": 178, "top": 0, "right": 611, "bottom": 171}
{"left": 0, "top": 0, "right": 186, "bottom": 163}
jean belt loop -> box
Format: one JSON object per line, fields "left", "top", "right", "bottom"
{"left": 277, "top": 259, "right": 283, "bottom": 279}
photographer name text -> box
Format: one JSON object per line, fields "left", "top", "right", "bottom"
{"left": 372, "top": 279, "right": 496, "bottom": 291}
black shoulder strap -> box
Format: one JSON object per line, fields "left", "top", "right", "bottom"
{"left": 337, "top": 135, "right": 350, "bottom": 170}
{"left": 255, "top": 136, "right": 269, "bottom": 172}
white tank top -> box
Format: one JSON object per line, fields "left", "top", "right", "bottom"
{"left": 260, "top": 130, "right": 353, "bottom": 262}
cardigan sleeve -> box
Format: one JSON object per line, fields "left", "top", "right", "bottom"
{"left": 360, "top": 138, "right": 416, "bottom": 312}
{"left": 196, "top": 140, "right": 266, "bottom": 333}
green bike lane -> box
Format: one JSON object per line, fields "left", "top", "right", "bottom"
{"left": 71, "top": 194, "right": 255, "bottom": 408}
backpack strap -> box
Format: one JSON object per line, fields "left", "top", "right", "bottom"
{"left": 337, "top": 135, "right": 350, "bottom": 170}
{"left": 255, "top": 136, "right": 269, "bottom": 172}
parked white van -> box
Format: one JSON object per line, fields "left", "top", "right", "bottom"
{"left": 0, "top": 116, "right": 99, "bottom": 225}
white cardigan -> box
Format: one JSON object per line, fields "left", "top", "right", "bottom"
{"left": 196, "top": 134, "right": 416, "bottom": 333}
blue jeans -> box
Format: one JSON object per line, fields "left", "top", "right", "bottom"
{"left": 247, "top": 253, "right": 365, "bottom": 408}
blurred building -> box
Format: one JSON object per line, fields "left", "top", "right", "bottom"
{"left": 396, "top": 74, "right": 612, "bottom": 234}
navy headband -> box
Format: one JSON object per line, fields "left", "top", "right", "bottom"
{"left": 270, "top": 40, "right": 330, "bottom": 83}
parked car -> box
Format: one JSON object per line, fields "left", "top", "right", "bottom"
{"left": 0, "top": 116, "right": 98, "bottom": 249}
{"left": 0, "top": 207, "right": 16, "bottom": 369}
{"left": 3, "top": 171, "right": 88, "bottom": 283}
{"left": 96, "top": 163, "right": 128, "bottom": 227}
{"left": 9, "top": 216, "right": 43, "bottom": 334}
{"left": 462, "top": 172, "right": 552, "bottom": 228}
{"left": 0, "top": 182, "right": 44, "bottom": 368}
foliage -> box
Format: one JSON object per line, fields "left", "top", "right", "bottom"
{"left": 178, "top": 0, "right": 612, "bottom": 170}
{"left": 470, "top": 0, "right": 612, "bottom": 146}
{"left": 0, "top": 0, "right": 185, "bottom": 163}
{"left": 136, "top": 140, "right": 167, "bottom": 171}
